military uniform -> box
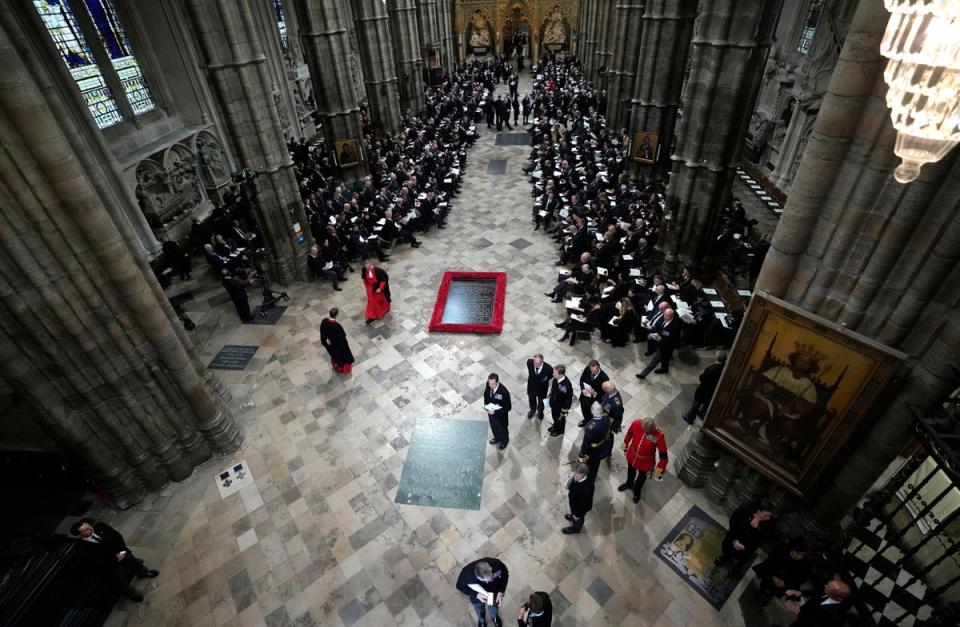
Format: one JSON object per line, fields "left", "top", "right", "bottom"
{"left": 579, "top": 415, "right": 612, "bottom": 482}
{"left": 547, "top": 375, "right": 573, "bottom": 435}
{"left": 620, "top": 419, "right": 668, "bottom": 502}
{"left": 601, "top": 390, "right": 625, "bottom": 433}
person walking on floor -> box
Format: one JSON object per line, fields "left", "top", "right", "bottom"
{"left": 619, "top": 416, "right": 668, "bottom": 503}
{"left": 484, "top": 373, "right": 512, "bottom": 450}
{"left": 320, "top": 307, "right": 354, "bottom": 373}
{"left": 457, "top": 557, "right": 510, "bottom": 627}
{"left": 562, "top": 463, "right": 594, "bottom": 535}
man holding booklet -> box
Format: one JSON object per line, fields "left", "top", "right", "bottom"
{"left": 457, "top": 557, "right": 510, "bottom": 627}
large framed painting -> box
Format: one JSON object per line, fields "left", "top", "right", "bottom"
{"left": 702, "top": 293, "right": 905, "bottom": 498}
{"left": 631, "top": 131, "right": 658, "bottom": 164}
{"left": 335, "top": 138, "right": 361, "bottom": 168}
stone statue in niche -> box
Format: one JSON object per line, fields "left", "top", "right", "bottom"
{"left": 469, "top": 11, "right": 491, "bottom": 48}
{"left": 541, "top": 6, "right": 567, "bottom": 47}
{"left": 135, "top": 161, "right": 174, "bottom": 228}
{"left": 196, "top": 132, "right": 230, "bottom": 189}
{"left": 274, "top": 91, "right": 290, "bottom": 132}
{"left": 165, "top": 146, "right": 203, "bottom": 209}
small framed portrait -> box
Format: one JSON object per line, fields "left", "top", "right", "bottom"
{"left": 335, "top": 138, "right": 361, "bottom": 168}
{"left": 702, "top": 293, "right": 905, "bottom": 498}
{"left": 632, "top": 131, "right": 658, "bottom": 164}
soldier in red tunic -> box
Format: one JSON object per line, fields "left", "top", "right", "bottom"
{"left": 619, "top": 417, "right": 668, "bottom": 503}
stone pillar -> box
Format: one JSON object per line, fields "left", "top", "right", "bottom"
{"left": 581, "top": 0, "right": 598, "bottom": 77}
{"left": 660, "top": 0, "right": 781, "bottom": 274}
{"left": 754, "top": 0, "right": 960, "bottom": 538}
{"left": 0, "top": 10, "right": 241, "bottom": 509}
{"left": 183, "top": 0, "right": 310, "bottom": 282}
{"left": 628, "top": 0, "right": 698, "bottom": 175}
{"left": 389, "top": 0, "right": 426, "bottom": 114}
{"left": 605, "top": 0, "right": 645, "bottom": 129}
{"left": 292, "top": 0, "right": 368, "bottom": 180}
{"left": 416, "top": 0, "right": 441, "bottom": 72}
{"left": 353, "top": 0, "right": 402, "bottom": 136}
{"left": 437, "top": 0, "right": 455, "bottom": 69}
{"left": 592, "top": 0, "right": 614, "bottom": 88}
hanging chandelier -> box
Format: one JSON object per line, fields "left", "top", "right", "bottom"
{"left": 880, "top": 0, "right": 960, "bottom": 183}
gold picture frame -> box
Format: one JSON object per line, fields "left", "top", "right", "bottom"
{"left": 335, "top": 138, "right": 361, "bottom": 168}
{"left": 631, "top": 131, "right": 658, "bottom": 164}
{"left": 702, "top": 293, "right": 905, "bottom": 498}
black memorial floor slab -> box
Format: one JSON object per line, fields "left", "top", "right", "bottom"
{"left": 209, "top": 345, "right": 259, "bottom": 370}
{"left": 655, "top": 505, "right": 752, "bottom": 610}
{"left": 486, "top": 159, "right": 508, "bottom": 175}
{"left": 395, "top": 417, "right": 487, "bottom": 510}
{"left": 246, "top": 305, "right": 287, "bottom": 325}
{"left": 440, "top": 279, "right": 497, "bottom": 325}
{"left": 495, "top": 132, "right": 532, "bottom": 146}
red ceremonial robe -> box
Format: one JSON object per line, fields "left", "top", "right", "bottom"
{"left": 363, "top": 267, "right": 391, "bottom": 320}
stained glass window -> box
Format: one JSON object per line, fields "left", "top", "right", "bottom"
{"left": 797, "top": 0, "right": 826, "bottom": 55}
{"left": 273, "top": 0, "right": 287, "bottom": 50}
{"left": 82, "top": 0, "right": 155, "bottom": 114}
{"left": 32, "top": 0, "right": 122, "bottom": 128}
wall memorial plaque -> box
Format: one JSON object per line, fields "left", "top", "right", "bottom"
{"left": 395, "top": 418, "right": 488, "bottom": 511}
{"left": 428, "top": 271, "right": 506, "bottom": 334}
{"left": 208, "top": 345, "right": 258, "bottom": 371}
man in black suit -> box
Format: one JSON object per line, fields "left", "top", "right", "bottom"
{"left": 547, "top": 365, "right": 573, "bottom": 436}
{"left": 70, "top": 518, "right": 158, "bottom": 602}
{"left": 563, "top": 463, "right": 595, "bottom": 534}
{"left": 577, "top": 360, "right": 608, "bottom": 427}
{"left": 484, "top": 373, "right": 512, "bottom": 450}
{"left": 457, "top": 557, "right": 510, "bottom": 627}
{"left": 683, "top": 352, "right": 726, "bottom": 424}
{"left": 636, "top": 308, "right": 678, "bottom": 379}
{"left": 715, "top": 500, "right": 776, "bottom": 568}
{"left": 787, "top": 579, "right": 851, "bottom": 627}
{"left": 526, "top": 354, "right": 553, "bottom": 419}
{"left": 222, "top": 269, "right": 254, "bottom": 322}
{"left": 517, "top": 591, "right": 552, "bottom": 626}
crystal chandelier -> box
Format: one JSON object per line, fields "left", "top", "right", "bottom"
{"left": 880, "top": 0, "right": 960, "bottom": 183}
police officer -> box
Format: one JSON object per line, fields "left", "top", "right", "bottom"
{"left": 600, "top": 381, "right": 624, "bottom": 433}
{"left": 579, "top": 402, "right": 613, "bottom": 483}
{"left": 619, "top": 416, "right": 668, "bottom": 503}
{"left": 547, "top": 365, "right": 573, "bottom": 436}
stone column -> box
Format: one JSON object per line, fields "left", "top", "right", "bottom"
{"left": 292, "top": 0, "right": 368, "bottom": 180}
{"left": 592, "top": 0, "right": 614, "bottom": 87}
{"left": 660, "top": 0, "right": 781, "bottom": 274}
{"left": 353, "top": 0, "right": 402, "bottom": 136}
{"left": 183, "top": 0, "right": 310, "bottom": 282}
{"left": 581, "top": 0, "right": 598, "bottom": 77}
{"left": 0, "top": 10, "right": 241, "bottom": 508}
{"left": 416, "top": 0, "right": 441, "bottom": 72}
{"left": 605, "top": 0, "right": 645, "bottom": 129}
{"left": 754, "top": 0, "right": 960, "bottom": 538}
{"left": 437, "top": 0, "right": 455, "bottom": 69}
{"left": 628, "top": 0, "right": 698, "bottom": 174}
{"left": 389, "top": 0, "right": 426, "bottom": 114}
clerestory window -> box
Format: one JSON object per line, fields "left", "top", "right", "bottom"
{"left": 32, "top": 0, "right": 155, "bottom": 129}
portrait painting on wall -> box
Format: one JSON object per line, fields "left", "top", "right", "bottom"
{"left": 702, "top": 293, "right": 905, "bottom": 498}
{"left": 632, "top": 131, "right": 658, "bottom": 164}
{"left": 539, "top": 5, "right": 569, "bottom": 51}
{"left": 466, "top": 9, "right": 494, "bottom": 55}
{"left": 335, "top": 138, "right": 361, "bottom": 168}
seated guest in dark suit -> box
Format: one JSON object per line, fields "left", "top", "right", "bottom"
{"left": 787, "top": 578, "right": 852, "bottom": 627}
{"left": 307, "top": 244, "right": 344, "bottom": 290}
{"left": 204, "top": 243, "right": 227, "bottom": 272}
{"left": 518, "top": 591, "right": 552, "bottom": 626}
{"left": 70, "top": 518, "right": 158, "bottom": 602}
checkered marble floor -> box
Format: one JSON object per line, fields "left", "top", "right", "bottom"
{"left": 78, "top": 71, "right": 750, "bottom": 627}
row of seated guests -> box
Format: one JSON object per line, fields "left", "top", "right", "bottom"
{"left": 524, "top": 55, "right": 743, "bottom": 359}
{"left": 290, "top": 61, "right": 502, "bottom": 289}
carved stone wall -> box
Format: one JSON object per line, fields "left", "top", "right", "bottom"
{"left": 454, "top": 0, "right": 580, "bottom": 61}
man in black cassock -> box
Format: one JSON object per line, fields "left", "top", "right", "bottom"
{"left": 320, "top": 307, "right": 354, "bottom": 373}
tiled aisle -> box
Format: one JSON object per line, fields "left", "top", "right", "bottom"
{"left": 88, "top": 72, "right": 747, "bottom": 627}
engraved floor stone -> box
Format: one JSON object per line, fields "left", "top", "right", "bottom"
{"left": 208, "top": 345, "right": 259, "bottom": 370}
{"left": 486, "top": 158, "right": 508, "bottom": 175}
